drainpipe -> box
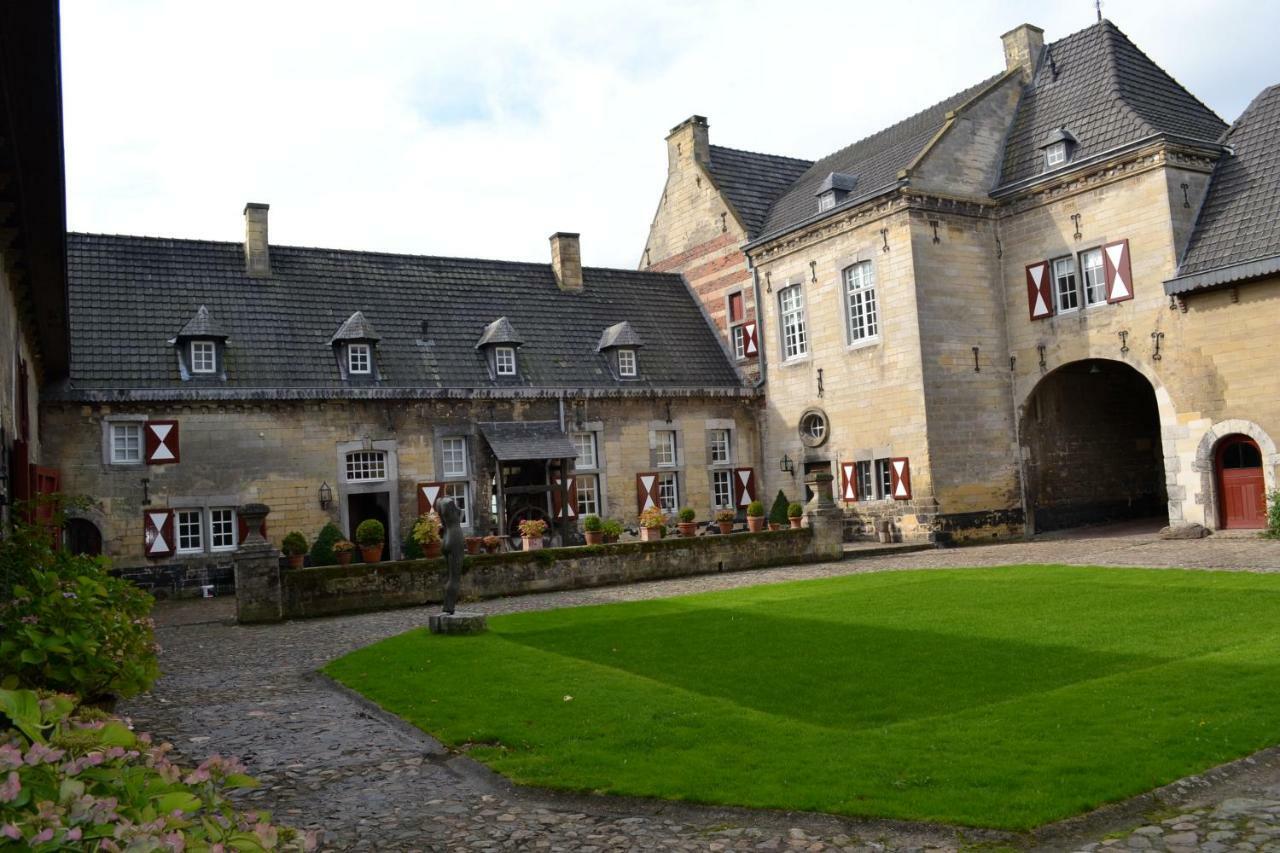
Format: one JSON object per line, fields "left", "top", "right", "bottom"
{"left": 746, "top": 254, "right": 770, "bottom": 495}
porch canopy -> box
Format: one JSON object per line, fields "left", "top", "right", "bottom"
{"left": 479, "top": 421, "right": 578, "bottom": 461}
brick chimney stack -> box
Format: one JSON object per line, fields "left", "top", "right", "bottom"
{"left": 666, "top": 115, "right": 710, "bottom": 172}
{"left": 1001, "top": 23, "right": 1045, "bottom": 81}
{"left": 243, "top": 202, "right": 271, "bottom": 278}
{"left": 549, "top": 232, "right": 582, "bottom": 291}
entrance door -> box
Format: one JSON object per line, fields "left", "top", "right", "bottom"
{"left": 347, "top": 492, "right": 390, "bottom": 558}
{"left": 1217, "top": 435, "right": 1267, "bottom": 529}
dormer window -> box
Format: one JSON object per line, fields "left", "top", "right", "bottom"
{"left": 190, "top": 340, "right": 216, "bottom": 373}
{"left": 475, "top": 317, "right": 524, "bottom": 380}
{"left": 330, "top": 311, "right": 380, "bottom": 380}
{"left": 818, "top": 192, "right": 837, "bottom": 212}
{"left": 169, "top": 305, "right": 228, "bottom": 381}
{"left": 495, "top": 346, "right": 517, "bottom": 376}
{"left": 1045, "top": 142, "right": 1067, "bottom": 167}
{"left": 1041, "top": 127, "right": 1077, "bottom": 171}
{"left": 597, "top": 321, "right": 643, "bottom": 380}
{"left": 348, "top": 343, "right": 372, "bottom": 375}
{"left": 814, "top": 172, "right": 858, "bottom": 214}
{"left": 618, "top": 348, "right": 637, "bottom": 377}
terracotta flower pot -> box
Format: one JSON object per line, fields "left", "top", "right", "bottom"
{"left": 424, "top": 541, "right": 442, "bottom": 558}
{"left": 484, "top": 540, "right": 501, "bottom": 553}
{"left": 718, "top": 521, "right": 734, "bottom": 535}
{"left": 584, "top": 530, "right": 604, "bottom": 545}
{"left": 360, "top": 544, "right": 383, "bottom": 563}
{"left": 640, "top": 526, "right": 663, "bottom": 542}
{"left": 336, "top": 550, "right": 354, "bottom": 566}
{"left": 465, "top": 537, "right": 482, "bottom": 555}
{"left": 287, "top": 553, "right": 305, "bottom": 569}
{"left": 768, "top": 523, "right": 782, "bottom": 531}
{"left": 523, "top": 536, "right": 543, "bottom": 551}
{"left": 678, "top": 522, "right": 697, "bottom": 537}
{"left": 747, "top": 516, "right": 766, "bottom": 533}
{"left": 605, "top": 534, "right": 619, "bottom": 544}
{"left": 789, "top": 517, "right": 803, "bottom": 529}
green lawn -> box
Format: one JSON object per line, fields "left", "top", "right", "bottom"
{"left": 325, "top": 565, "right": 1280, "bottom": 830}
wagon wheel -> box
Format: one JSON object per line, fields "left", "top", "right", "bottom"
{"left": 508, "top": 504, "right": 551, "bottom": 548}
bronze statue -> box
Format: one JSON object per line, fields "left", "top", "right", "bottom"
{"left": 439, "top": 499, "right": 465, "bottom": 614}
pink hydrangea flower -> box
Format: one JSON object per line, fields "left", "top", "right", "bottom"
{"left": 0, "top": 771, "right": 20, "bottom": 803}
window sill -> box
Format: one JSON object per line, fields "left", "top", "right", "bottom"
{"left": 845, "top": 335, "right": 881, "bottom": 353}
{"left": 779, "top": 355, "right": 811, "bottom": 368}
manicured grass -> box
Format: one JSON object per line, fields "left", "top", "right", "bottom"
{"left": 325, "top": 565, "right": 1280, "bottom": 830}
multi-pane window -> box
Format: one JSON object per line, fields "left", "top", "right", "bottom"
{"left": 495, "top": 346, "right": 516, "bottom": 376}
{"left": 728, "top": 292, "right": 747, "bottom": 360}
{"left": 176, "top": 509, "right": 203, "bottom": 553}
{"left": 711, "top": 469, "right": 733, "bottom": 510}
{"left": 190, "top": 341, "right": 216, "bottom": 373}
{"left": 732, "top": 325, "right": 747, "bottom": 359}
{"left": 1045, "top": 141, "right": 1067, "bottom": 168}
{"left": 779, "top": 285, "right": 808, "bottom": 360}
{"left": 110, "top": 423, "right": 143, "bottom": 464}
{"left": 618, "top": 348, "right": 637, "bottom": 377}
{"left": 345, "top": 450, "right": 387, "bottom": 482}
{"left": 709, "top": 429, "right": 731, "bottom": 465}
{"left": 655, "top": 430, "right": 677, "bottom": 467}
{"left": 657, "top": 472, "right": 679, "bottom": 513}
{"left": 1081, "top": 248, "right": 1106, "bottom": 306}
{"left": 877, "top": 459, "right": 893, "bottom": 501}
{"left": 576, "top": 475, "right": 599, "bottom": 517}
{"left": 818, "top": 191, "right": 836, "bottom": 212}
{"left": 1053, "top": 257, "right": 1079, "bottom": 313}
{"left": 573, "top": 432, "right": 597, "bottom": 469}
{"left": 855, "top": 461, "right": 876, "bottom": 501}
{"left": 348, "top": 343, "right": 371, "bottom": 375}
{"left": 442, "top": 437, "right": 467, "bottom": 477}
{"left": 843, "top": 262, "right": 879, "bottom": 343}
{"left": 210, "top": 507, "right": 236, "bottom": 551}
{"left": 442, "top": 481, "right": 469, "bottom": 525}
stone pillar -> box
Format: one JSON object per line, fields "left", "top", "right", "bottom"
{"left": 804, "top": 472, "right": 844, "bottom": 560}
{"left": 233, "top": 503, "right": 282, "bottom": 624}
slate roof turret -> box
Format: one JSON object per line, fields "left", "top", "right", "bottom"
{"left": 170, "top": 305, "right": 226, "bottom": 341}
{"left": 475, "top": 316, "right": 524, "bottom": 349}
{"left": 329, "top": 311, "right": 380, "bottom": 344}
{"left": 596, "top": 321, "right": 644, "bottom": 352}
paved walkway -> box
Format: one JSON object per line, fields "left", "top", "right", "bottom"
{"left": 122, "top": 529, "right": 1280, "bottom": 851}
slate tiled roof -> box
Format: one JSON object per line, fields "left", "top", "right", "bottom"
{"left": 479, "top": 421, "right": 578, "bottom": 461}
{"left": 172, "top": 305, "right": 226, "bottom": 340}
{"left": 1166, "top": 85, "right": 1280, "bottom": 293}
{"left": 58, "top": 234, "right": 746, "bottom": 400}
{"left": 705, "top": 145, "right": 812, "bottom": 237}
{"left": 596, "top": 321, "right": 643, "bottom": 351}
{"left": 998, "top": 20, "right": 1226, "bottom": 186}
{"left": 475, "top": 316, "right": 523, "bottom": 348}
{"left": 329, "top": 311, "right": 380, "bottom": 343}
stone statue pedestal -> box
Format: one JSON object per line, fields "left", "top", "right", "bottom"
{"left": 428, "top": 611, "right": 488, "bottom": 635}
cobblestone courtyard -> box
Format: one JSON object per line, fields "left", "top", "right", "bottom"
{"left": 123, "top": 529, "right": 1280, "bottom": 851}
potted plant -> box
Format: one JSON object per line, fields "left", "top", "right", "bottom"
{"left": 768, "top": 490, "right": 791, "bottom": 531}
{"left": 355, "top": 518, "right": 385, "bottom": 562}
{"left": 787, "top": 502, "right": 804, "bottom": 529}
{"left": 482, "top": 534, "right": 502, "bottom": 553}
{"left": 582, "top": 514, "right": 605, "bottom": 545}
{"left": 602, "top": 519, "right": 623, "bottom": 543}
{"left": 310, "top": 521, "right": 343, "bottom": 566}
{"left": 465, "top": 536, "right": 482, "bottom": 555}
{"left": 413, "top": 512, "right": 443, "bottom": 558}
{"left": 677, "top": 507, "right": 697, "bottom": 537}
{"left": 746, "top": 500, "right": 766, "bottom": 533}
{"left": 715, "top": 508, "right": 736, "bottom": 535}
{"left": 281, "top": 531, "right": 309, "bottom": 569}
{"left": 638, "top": 507, "right": 666, "bottom": 542}
{"left": 519, "top": 518, "right": 548, "bottom": 551}
{"left": 333, "top": 539, "right": 355, "bottom": 565}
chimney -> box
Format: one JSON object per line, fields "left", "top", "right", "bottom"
{"left": 243, "top": 202, "right": 271, "bottom": 277}
{"left": 1001, "top": 23, "right": 1045, "bottom": 81}
{"left": 549, "top": 232, "right": 582, "bottom": 291}
{"left": 666, "top": 115, "right": 710, "bottom": 172}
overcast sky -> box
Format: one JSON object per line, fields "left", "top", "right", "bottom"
{"left": 60, "top": 0, "right": 1279, "bottom": 269}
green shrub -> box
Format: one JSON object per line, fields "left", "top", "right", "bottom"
{"left": 1267, "top": 490, "right": 1280, "bottom": 539}
{"left": 678, "top": 507, "right": 696, "bottom": 523}
{"left": 746, "top": 500, "right": 765, "bottom": 518}
{"left": 787, "top": 502, "right": 804, "bottom": 518}
{"left": 601, "top": 519, "right": 624, "bottom": 538}
{"left": 355, "top": 519, "right": 385, "bottom": 547}
{"left": 281, "top": 531, "right": 308, "bottom": 556}
{"left": 768, "top": 490, "right": 791, "bottom": 526}
{"left": 310, "top": 521, "right": 343, "bottom": 566}
{"left": 582, "top": 514, "right": 603, "bottom": 532}
{"left": 402, "top": 530, "right": 424, "bottom": 559}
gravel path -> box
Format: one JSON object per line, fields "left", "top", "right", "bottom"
{"left": 121, "top": 529, "right": 1280, "bottom": 851}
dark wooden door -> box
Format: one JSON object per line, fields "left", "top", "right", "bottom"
{"left": 1217, "top": 436, "right": 1266, "bottom": 529}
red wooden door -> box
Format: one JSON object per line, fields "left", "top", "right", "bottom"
{"left": 1217, "top": 436, "right": 1266, "bottom": 529}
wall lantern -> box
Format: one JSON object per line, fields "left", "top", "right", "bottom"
{"left": 779, "top": 454, "right": 795, "bottom": 474}
{"left": 318, "top": 481, "right": 333, "bottom": 509}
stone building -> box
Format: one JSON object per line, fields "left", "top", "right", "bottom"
{"left": 643, "top": 18, "right": 1280, "bottom": 540}
{"left": 43, "top": 214, "right": 760, "bottom": 591}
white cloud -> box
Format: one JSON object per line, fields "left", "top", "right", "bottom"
{"left": 61, "top": 0, "right": 1279, "bottom": 269}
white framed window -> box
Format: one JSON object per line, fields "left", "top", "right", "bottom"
{"left": 495, "top": 346, "right": 516, "bottom": 376}
{"left": 732, "top": 325, "right": 747, "bottom": 360}
{"left": 345, "top": 450, "right": 387, "bottom": 482}
{"left": 876, "top": 459, "right": 893, "bottom": 501}
{"left": 190, "top": 340, "right": 216, "bottom": 374}
{"left": 779, "top": 285, "right": 808, "bottom": 360}
{"left": 1053, "top": 256, "right": 1079, "bottom": 313}
{"left": 655, "top": 430, "right": 677, "bottom": 467}
{"left": 657, "top": 472, "right": 679, "bottom": 513}
{"left": 1080, "top": 248, "right": 1106, "bottom": 306}
{"left": 348, "top": 343, "right": 371, "bottom": 375}
{"left": 442, "top": 436, "right": 468, "bottom": 478}
{"left": 818, "top": 191, "right": 836, "bottom": 212}
{"left": 576, "top": 474, "right": 599, "bottom": 517}
{"left": 110, "top": 422, "right": 143, "bottom": 464}
{"left": 1045, "top": 141, "right": 1068, "bottom": 168}
{"left": 618, "top": 348, "right": 637, "bottom": 377}
{"left": 711, "top": 469, "right": 733, "bottom": 510}
{"left": 709, "top": 429, "right": 731, "bottom": 465}
{"left": 441, "top": 481, "right": 469, "bottom": 526}
{"left": 210, "top": 507, "right": 237, "bottom": 551}
{"left": 843, "top": 262, "right": 879, "bottom": 344}
{"left": 573, "top": 432, "right": 597, "bottom": 470}
{"left": 176, "top": 508, "right": 203, "bottom": 553}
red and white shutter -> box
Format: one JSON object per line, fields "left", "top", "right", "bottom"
{"left": 636, "top": 472, "right": 660, "bottom": 512}
{"left": 417, "top": 482, "right": 445, "bottom": 516}
{"left": 144, "top": 420, "right": 180, "bottom": 464}
{"left": 743, "top": 322, "right": 758, "bottom": 357}
{"left": 1025, "top": 261, "right": 1052, "bottom": 321}
{"left": 551, "top": 476, "right": 578, "bottom": 519}
{"left": 1103, "top": 239, "right": 1133, "bottom": 303}
{"left": 144, "top": 509, "right": 175, "bottom": 557}
{"left": 236, "top": 515, "right": 267, "bottom": 544}
{"left": 889, "top": 458, "right": 912, "bottom": 501}
{"left": 840, "top": 462, "right": 858, "bottom": 503}
{"left": 733, "top": 467, "right": 757, "bottom": 508}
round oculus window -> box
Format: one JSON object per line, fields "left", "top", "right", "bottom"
{"left": 799, "top": 410, "right": 829, "bottom": 447}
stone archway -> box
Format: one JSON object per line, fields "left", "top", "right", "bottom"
{"left": 1193, "top": 419, "right": 1279, "bottom": 531}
